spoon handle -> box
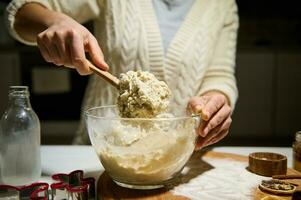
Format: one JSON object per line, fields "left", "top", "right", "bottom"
{"left": 87, "top": 60, "right": 120, "bottom": 89}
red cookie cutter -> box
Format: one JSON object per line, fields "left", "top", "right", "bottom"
{"left": 0, "top": 170, "right": 95, "bottom": 200}
{"left": 0, "top": 182, "right": 49, "bottom": 199}
{"left": 51, "top": 170, "right": 95, "bottom": 200}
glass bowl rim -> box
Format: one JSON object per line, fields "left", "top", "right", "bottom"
{"left": 84, "top": 105, "right": 199, "bottom": 121}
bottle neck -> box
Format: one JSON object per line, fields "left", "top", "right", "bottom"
{"left": 7, "top": 86, "right": 32, "bottom": 109}
{"left": 8, "top": 95, "right": 32, "bottom": 109}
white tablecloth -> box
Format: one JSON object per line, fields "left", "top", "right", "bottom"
{"left": 40, "top": 145, "right": 293, "bottom": 183}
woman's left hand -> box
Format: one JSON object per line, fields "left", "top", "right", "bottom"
{"left": 188, "top": 91, "right": 232, "bottom": 150}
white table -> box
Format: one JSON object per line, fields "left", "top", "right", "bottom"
{"left": 40, "top": 145, "right": 293, "bottom": 183}
{"left": 40, "top": 145, "right": 104, "bottom": 183}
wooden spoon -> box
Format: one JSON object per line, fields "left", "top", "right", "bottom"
{"left": 87, "top": 60, "right": 120, "bottom": 89}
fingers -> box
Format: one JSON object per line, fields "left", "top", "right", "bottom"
{"left": 53, "top": 31, "right": 71, "bottom": 66}
{"left": 195, "top": 117, "right": 232, "bottom": 150}
{"left": 188, "top": 94, "right": 226, "bottom": 121}
{"left": 205, "top": 117, "right": 232, "bottom": 144}
{"left": 199, "top": 130, "right": 229, "bottom": 149}
{"left": 188, "top": 96, "right": 208, "bottom": 119}
{"left": 189, "top": 95, "right": 231, "bottom": 137}
{"left": 207, "top": 117, "right": 232, "bottom": 143}
{"left": 68, "top": 30, "right": 92, "bottom": 75}
{"left": 206, "top": 130, "right": 229, "bottom": 147}
{"left": 85, "top": 34, "right": 109, "bottom": 71}
{"left": 201, "top": 104, "right": 231, "bottom": 136}
{"left": 201, "top": 94, "right": 226, "bottom": 121}
{"left": 38, "top": 31, "right": 63, "bottom": 66}
{"left": 189, "top": 93, "right": 232, "bottom": 150}
{"left": 36, "top": 37, "right": 51, "bottom": 62}
{"left": 36, "top": 22, "right": 105, "bottom": 75}
{"left": 37, "top": 29, "right": 93, "bottom": 75}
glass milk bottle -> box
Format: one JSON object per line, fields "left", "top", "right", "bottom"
{"left": 0, "top": 86, "right": 41, "bottom": 185}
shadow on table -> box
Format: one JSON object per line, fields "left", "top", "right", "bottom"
{"left": 177, "top": 148, "right": 214, "bottom": 185}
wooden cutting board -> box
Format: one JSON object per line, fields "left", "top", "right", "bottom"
{"left": 97, "top": 151, "right": 301, "bottom": 200}
{"left": 253, "top": 169, "right": 301, "bottom": 200}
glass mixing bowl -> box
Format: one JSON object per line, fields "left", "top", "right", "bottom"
{"left": 85, "top": 105, "right": 199, "bottom": 189}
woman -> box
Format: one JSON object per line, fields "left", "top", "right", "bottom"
{"left": 6, "top": 0, "right": 238, "bottom": 148}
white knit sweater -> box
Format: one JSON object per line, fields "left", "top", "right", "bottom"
{"left": 7, "top": 0, "right": 239, "bottom": 144}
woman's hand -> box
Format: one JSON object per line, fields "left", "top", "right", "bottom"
{"left": 36, "top": 12, "right": 108, "bottom": 75}
{"left": 188, "top": 91, "right": 232, "bottom": 150}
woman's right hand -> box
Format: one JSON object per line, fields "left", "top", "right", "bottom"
{"left": 37, "top": 13, "right": 108, "bottom": 75}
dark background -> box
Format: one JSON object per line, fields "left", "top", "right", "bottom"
{"left": 0, "top": 0, "right": 301, "bottom": 146}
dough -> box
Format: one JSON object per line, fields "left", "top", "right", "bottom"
{"left": 92, "top": 117, "right": 196, "bottom": 184}
{"left": 90, "top": 71, "right": 195, "bottom": 185}
{"left": 117, "top": 71, "right": 171, "bottom": 118}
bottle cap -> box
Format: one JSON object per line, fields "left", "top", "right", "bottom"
{"left": 8, "top": 86, "right": 29, "bottom": 97}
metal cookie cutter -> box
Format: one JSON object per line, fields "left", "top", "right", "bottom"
{"left": 51, "top": 170, "right": 95, "bottom": 200}
{"left": 0, "top": 170, "right": 95, "bottom": 200}
{"left": 0, "top": 182, "right": 49, "bottom": 200}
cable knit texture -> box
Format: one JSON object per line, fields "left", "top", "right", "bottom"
{"left": 6, "top": 0, "right": 239, "bottom": 144}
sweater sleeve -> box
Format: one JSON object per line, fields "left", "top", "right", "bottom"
{"left": 6, "top": 0, "right": 101, "bottom": 46}
{"left": 197, "top": 0, "right": 239, "bottom": 109}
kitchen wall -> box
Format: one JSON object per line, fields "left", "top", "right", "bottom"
{"left": 0, "top": 1, "right": 301, "bottom": 146}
